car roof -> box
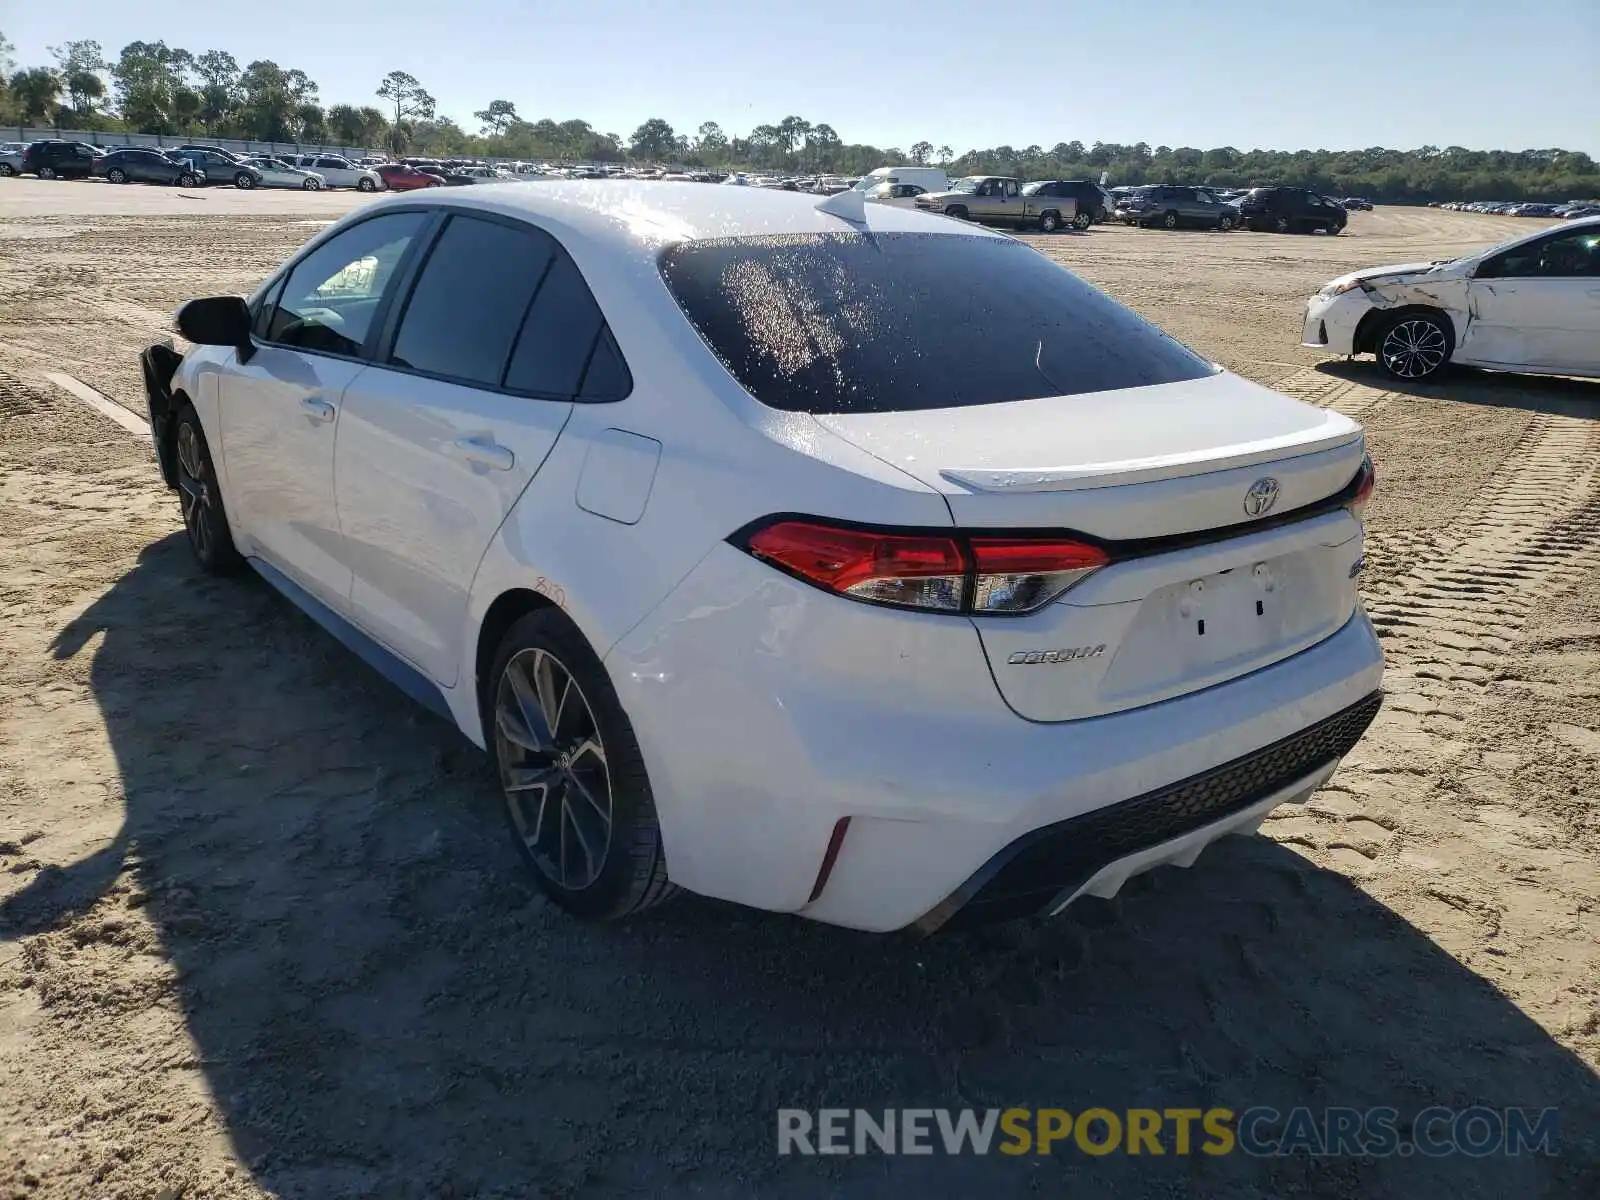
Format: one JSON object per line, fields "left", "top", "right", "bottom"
{"left": 354, "top": 180, "right": 1011, "bottom": 245}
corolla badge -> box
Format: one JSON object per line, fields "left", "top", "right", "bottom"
{"left": 1243, "top": 477, "right": 1281, "bottom": 517}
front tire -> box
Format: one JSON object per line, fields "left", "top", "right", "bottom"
{"left": 234, "top": 172, "right": 255, "bottom": 189}
{"left": 1218, "top": 213, "right": 1235, "bottom": 231}
{"left": 37, "top": 166, "right": 57, "bottom": 181}
{"left": 486, "top": 611, "right": 676, "bottom": 920}
{"left": 173, "top": 404, "right": 243, "bottom": 574}
{"left": 0, "top": 163, "right": 14, "bottom": 177}
{"left": 178, "top": 172, "right": 198, "bottom": 188}
{"left": 1273, "top": 215, "right": 1292, "bottom": 233}
{"left": 1376, "top": 311, "right": 1453, "bottom": 381}
{"left": 1161, "top": 210, "right": 1179, "bottom": 229}
{"left": 357, "top": 177, "right": 377, "bottom": 192}
{"left": 944, "top": 204, "right": 969, "bottom": 220}
{"left": 303, "top": 177, "right": 320, "bottom": 190}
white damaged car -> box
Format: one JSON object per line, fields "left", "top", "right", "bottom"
{"left": 1303, "top": 216, "right": 1600, "bottom": 381}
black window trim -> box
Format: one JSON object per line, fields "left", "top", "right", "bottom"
{"left": 370, "top": 206, "right": 633, "bottom": 404}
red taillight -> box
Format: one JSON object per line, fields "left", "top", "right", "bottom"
{"left": 1348, "top": 455, "right": 1375, "bottom": 520}
{"left": 744, "top": 521, "right": 968, "bottom": 611}
{"left": 969, "top": 537, "right": 1110, "bottom": 613}
{"left": 739, "top": 520, "right": 1108, "bottom": 615}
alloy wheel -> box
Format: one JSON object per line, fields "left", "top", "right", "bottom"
{"left": 495, "top": 647, "right": 614, "bottom": 891}
{"left": 175, "top": 422, "right": 214, "bottom": 559}
{"left": 1381, "top": 318, "right": 1448, "bottom": 379}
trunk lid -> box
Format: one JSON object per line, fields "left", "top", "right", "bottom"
{"left": 815, "top": 372, "right": 1367, "bottom": 721}
{"left": 812, "top": 371, "right": 1362, "bottom": 538}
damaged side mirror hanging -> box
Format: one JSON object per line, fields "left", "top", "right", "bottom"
{"left": 174, "top": 295, "right": 256, "bottom": 363}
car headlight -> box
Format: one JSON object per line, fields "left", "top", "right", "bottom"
{"left": 1322, "top": 279, "right": 1371, "bottom": 298}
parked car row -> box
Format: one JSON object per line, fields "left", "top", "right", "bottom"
{"left": 1437, "top": 199, "right": 1600, "bottom": 219}
{"left": 0, "top": 140, "right": 383, "bottom": 191}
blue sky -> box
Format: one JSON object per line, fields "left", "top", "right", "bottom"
{"left": 8, "top": 1, "right": 1598, "bottom": 153}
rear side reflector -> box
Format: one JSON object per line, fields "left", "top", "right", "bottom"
{"left": 738, "top": 519, "right": 1108, "bottom": 615}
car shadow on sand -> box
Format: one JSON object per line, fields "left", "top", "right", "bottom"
{"left": 1317, "top": 358, "right": 1600, "bottom": 418}
{"left": 3, "top": 533, "right": 1597, "bottom": 1199}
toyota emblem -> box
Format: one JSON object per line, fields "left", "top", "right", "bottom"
{"left": 1243, "top": 477, "right": 1280, "bottom": 517}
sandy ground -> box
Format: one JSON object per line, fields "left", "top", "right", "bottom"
{"left": 0, "top": 179, "right": 1596, "bottom": 1198}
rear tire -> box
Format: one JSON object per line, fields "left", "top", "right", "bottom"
{"left": 1375, "top": 310, "right": 1453, "bottom": 381}
{"left": 1038, "top": 210, "right": 1060, "bottom": 233}
{"left": 173, "top": 403, "right": 244, "bottom": 575}
{"left": 486, "top": 610, "right": 676, "bottom": 920}
{"left": 1072, "top": 210, "right": 1093, "bottom": 231}
{"left": 107, "top": 168, "right": 127, "bottom": 184}
{"left": 944, "top": 204, "right": 969, "bottom": 220}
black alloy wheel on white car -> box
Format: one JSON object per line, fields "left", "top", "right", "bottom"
{"left": 1376, "top": 312, "right": 1452, "bottom": 381}
{"left": 487, "top": 611, "right": 676, "bottom": 920}
{"left": 173, "top": 404, "right": 243, "bottom": 574}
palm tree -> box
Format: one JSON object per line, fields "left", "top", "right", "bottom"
{"left": 9, "top": 67, "right": 62, "bottom": 126}
{"left": 937, "top": 145, "right": 952, "bottom": 166}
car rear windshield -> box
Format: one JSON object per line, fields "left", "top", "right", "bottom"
{"left": 657, "top": 232, "right": 1216, "bottom": 414}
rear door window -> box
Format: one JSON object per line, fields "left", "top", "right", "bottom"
{"left": 388, "top": 214, "right": 556, "bottom": 387}
{"left": 659, "top": 232, "right": 1216, "bottom": 414}
{"left": 503, "top": 249, "right": 631, "bottom": 400}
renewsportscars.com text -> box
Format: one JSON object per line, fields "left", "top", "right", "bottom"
{"left": 777, "top": 1106, "right": 1560, "bottom": 1158}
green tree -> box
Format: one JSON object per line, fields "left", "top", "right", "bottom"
{"left": 629, "top": 116, "right": 677, "bottom": 161}
{"left": 376, "top": 71, "right": 434, "bottom": 140}
{"left": 50, "top": 40, "right": 107, "bottom": 116}
{"left": 111, "top": 41, "right": 186, "bottom": 132}
{"left": 910, "top": 140, "right": 933, "bottom": 165}
{"left": 474, "top": 98, "right": 518, "bottom": 137}
{"left": 9, "top": 67, "right": 63, "bottom": 125}
{"left": 937, "top": 144, "right": 952, "bottom": 166}
{"left": 194, "top": 50, "right": 241, "bottom": 130}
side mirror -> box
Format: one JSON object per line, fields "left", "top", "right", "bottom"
{"left": 175, "top": 295, "right": 254, "bottom": 362}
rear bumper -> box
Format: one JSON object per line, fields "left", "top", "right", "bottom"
{"left": 916, "top": 690, "right": 1381, "bottom": 931}
{"left": 608, "top": 543, "right": 1385, "bottom": 932}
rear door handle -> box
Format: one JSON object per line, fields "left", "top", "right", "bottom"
{"left": 443, "top": 435, "right": 514, "bottom": 471}
{"left": 299, "top": 395, "right": 336, "bottom": 424}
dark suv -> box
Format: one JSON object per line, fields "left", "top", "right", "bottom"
{"left": 1237, "top": 187, "right": 1347, "bottom": 235}
{"left": 1117, "top": 185, "right": 1237, "bottom": 230}
{"left": 1022, "top": 179, "right": 1112, "bottom": 228}
{"left": 20, "top": 140, "right": 100, "bottom": 180}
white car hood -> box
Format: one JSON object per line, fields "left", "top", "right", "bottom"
{"left": 1323, "top": 260, "right": 1467, "bottom": 292}
{"left": 812, "top": 371, "right": 1360, "bottom": 494}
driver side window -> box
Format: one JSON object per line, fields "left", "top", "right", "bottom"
{"left": 1480, "top": 229, "right": 1600, "bottom": 279}
{"left": 264, "top": 212, "right": 429, "bottom": 358}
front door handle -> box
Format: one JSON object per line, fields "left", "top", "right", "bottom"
{"left": 299, "top": 396, "right": 336, "bottom": 424}
{"left": 443, "top": 435, "right": 514, "bottom": 471}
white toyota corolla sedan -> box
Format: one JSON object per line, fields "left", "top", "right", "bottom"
{"left": 141, "top": 182, "right": 1383, "bottom": 933}
{"left": 1302, "top": 216, "right": 1600, "bottom": 381}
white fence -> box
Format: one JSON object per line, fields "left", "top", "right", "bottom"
{"left": 5, "top": 126, "right": 384, "bottom": 162}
